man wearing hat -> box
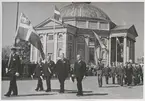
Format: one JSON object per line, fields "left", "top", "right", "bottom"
{"left": 4, "top": 47, "right": 20, "bottom": 97}
{"left": 97, "top": 58, "right": 104, "bottom": 87}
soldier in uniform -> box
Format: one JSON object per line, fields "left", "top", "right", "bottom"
{"left": 124, "top": 62, "right": 128, "bottom": 85}
{"left": 73, "top": 54, "right": 86, "bottom": 96}
{"left": 32, "top": 59, "right": 44, "bottom": 91}
{"left": 132, "top": 63, "right": 139, "bottom": 85}
{"left": 126, "top": 63, "right": 133, "bottom": 86}
{"left": 117, "top": 63, "right": 125, "bottom": 86}
{"left": 43, "top": 55, "right": 55, "bottom": 92}
{"left": 4, "top": 47, "right": 20, "bottom": 97}
{"left": 55, "top": 53, "right": 70, "bottom": 93}
{"left": 103, "top": 65, "right": 111, "bottom": 84}
{"left": 110, "top": 63, "right": 116, "bottom": 84}
{"left": 97, "top": 58, "right": 104, "bottom": 87}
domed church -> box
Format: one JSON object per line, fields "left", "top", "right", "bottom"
{"left": 30, "top": 2, "right": 138, "bottom": 66}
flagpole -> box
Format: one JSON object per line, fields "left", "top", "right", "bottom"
{"left": 14, "top": 2, "right": 19, "bottom": 47}
{"left": 116, "top": 37, "right": 118, "bottom": 66}
{"left": 53, "top": 6, "right": 57, "bottom": 62}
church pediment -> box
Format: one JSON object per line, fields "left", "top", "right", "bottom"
{"left": 111, "top": 24, "right": 138, "bottom": 37}
{"left": 34, "top": 18, "right": 63, "bottom": 28}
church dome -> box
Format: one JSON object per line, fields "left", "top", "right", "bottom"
{"left": 60, "top": 2, "right": 111, "bottom": 21}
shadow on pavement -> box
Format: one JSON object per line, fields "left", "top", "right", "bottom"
{"left": 11, "top": 93, "right": 54, "bottom": 97}
{"left": 83, "top": 93, "right": 108, "bottom": 96}
{"left": 102, "top": 85, "right": 120, "bottom": 88}
{"left": 51, "top": 89, "right": 92, "bottom": 93}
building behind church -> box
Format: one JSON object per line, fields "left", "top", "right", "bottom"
{"left": 30, "top": 2, "right": 138, "bottom": 66}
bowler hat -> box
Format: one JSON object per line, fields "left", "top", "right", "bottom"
{"left": 98, "top": 58, "right": 102, "bottom": 61}
{"left": 11, "top": 47, "right": 17, "bottom": 51}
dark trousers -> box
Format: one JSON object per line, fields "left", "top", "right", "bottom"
{"left": 119, "top": 75, "right": 124, "bottom": 86}
{"left": 98, "top": 74, "right": 102, "bottom": 87}
{"left": 127, "top": 75, "right": 132, "bottom": 86}
{"left": 58, "top": 76, "right": 66, "bottom": 92}
{"left": 105, "top": 76, "right": 109, "bottom": 84}
{"left": 76, "top": 76, "right": 83, "bottom": 94}
{"left": 117, "top": 75, "right": 120, "bottom": 84}
{"left": 36, "top": 77, "right": 43, "bottom": 90}
{"left": 112, "top": 75, "right": 115, "bottom": 84}
{"left": 7, "top": 75, "right": 18, "bottom": 95}
{"left": 46, "top": 76, "right": 51, "bottom": 90}
{"left": 124, "top": 76, "right": 127, "bottom": 84}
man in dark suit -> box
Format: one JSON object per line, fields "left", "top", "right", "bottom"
{"left": 116, "top": 63, "right": 125, "bottom": 86}
{"left": 43, "top": 55, "right": 55, "bottom": 92}
{"left": 73, "top": 54, "right": 86, "bottom": 96}
{"left": 4, "top": 47, "right": 20, "bottom": 97}
{"left": 55, "top": 53, "right": 70, "bottom": 93}
{"left": 110, "top": 63, "right": 116, "bottom": 84}
{"left": 126, "top": 63, "right": 133, "bottom": 86}
{"left": 103, "top": 65, "right": 111, "bottom": 84}
{"left": 97, "top": 58, "right": 104, "bottom": 87}
{"left": 32, "top": 59, "right": 44, "bottom": 91}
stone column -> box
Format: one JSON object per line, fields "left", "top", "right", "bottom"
{"left": 53, "top": 32, "right": 58, "bottom": 63}
{"left": 132, "top": 41, "right": 135, "bottom": 63}
{"left": 126, "top": 39, "right": 129, "bottom": 62}
{"left": 106, "top": 38, "right": 109, "bottom": 66}
{"left": 63, "top": 32, "right": 67, "bottom": 57}
{"left": 30, "top": 44, "right": 33, "bottom": 62}
{"left": 43, "top": 34, "right": 47, "bottom": 58}
{"left": 84, "top": 35, "right": 89, "bottom": 64}
{"left": 97, "top": 21, "right": 100, "bottom": 29}
{"left": 123, "top": 37, "right": 127, "bottom": 65}
{"left": 108, "top": 37, "right": 111, "bottom": 67}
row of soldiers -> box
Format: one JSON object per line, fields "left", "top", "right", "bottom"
{"left": 4, "top": 47, "right": 86, "bottom": 97}
{"left": 103, "top": 62, "right": 143, "bottom": 86}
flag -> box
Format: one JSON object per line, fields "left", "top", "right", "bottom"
{"left": 93, "top": 31, "right": 106, "bottom": 49}
{"left": 16, "top": 13, "right": 45, "bottom": 60}
{"left": 54, "top": 6, "right": 60, "bottom": 21}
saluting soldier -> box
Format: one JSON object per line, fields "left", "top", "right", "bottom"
{"left": 110, "top": 63, "right": 116, "bottom": 84}
{"left": 4, "top": 47, "right": 20, "bottom": 97}
{"left": 73, "top": 54, "right": 86, "bottom": 96}
{"left": 103, "top": 65, "right": 111, "bottom": 84}
{"left": 42, "top": 55, "right": 55, "bottom": 92}
{"left": 55, "top": 53, "right": 70, "bottom": 93}
{"left": 32, "top": 59, "right": 44, "bottom": 91}
{"left": 97, "top": 58, "right": 104, "bottom": 87}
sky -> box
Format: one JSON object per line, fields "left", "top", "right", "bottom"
{"left": 2, "top": 2, "right": 144, "bottom": 61}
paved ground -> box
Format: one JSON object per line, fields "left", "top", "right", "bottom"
{"left": 1, "top": 76, "right": 143, "bottom": 99}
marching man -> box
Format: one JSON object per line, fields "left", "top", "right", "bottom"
{"left": 4, "top": 47, "right": 20, "bottom": 97}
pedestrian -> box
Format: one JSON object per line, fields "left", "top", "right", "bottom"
{"left": 42, "top": 55, "right": 55, "bottom": 92}
{"left": 103, "top": 65, "right": 111, "bottom": 84}
{"left": 124, "top": 62, "right": 128, "bottom": 85}
{"left": 116, "top": 64, "right": 120, "bottom": 85}
{"left": 32, "top": 59, "right": 44, "bottom": 91}
{"left": 132, "top": 63, "right": 139, "bottom": 85}
{"left": 4, "top": 47, "right": 20, "bottom": 97}
{"left": 126, "top": 63, "right": 133, "bottom": 86}
{"left": 138, "top": 64, "right": 143, "bottom": 84}
{"left": 55, "top": 53, "right": 70, "bottom": 93}
{"left": 110, "top": 63, "right": 116, "bottom": 84}
{"left": 97, "top": 58, "right": 104, "bottom": 87}
{"left": 73, "top": 54, "right": 86, "bottom": 96}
